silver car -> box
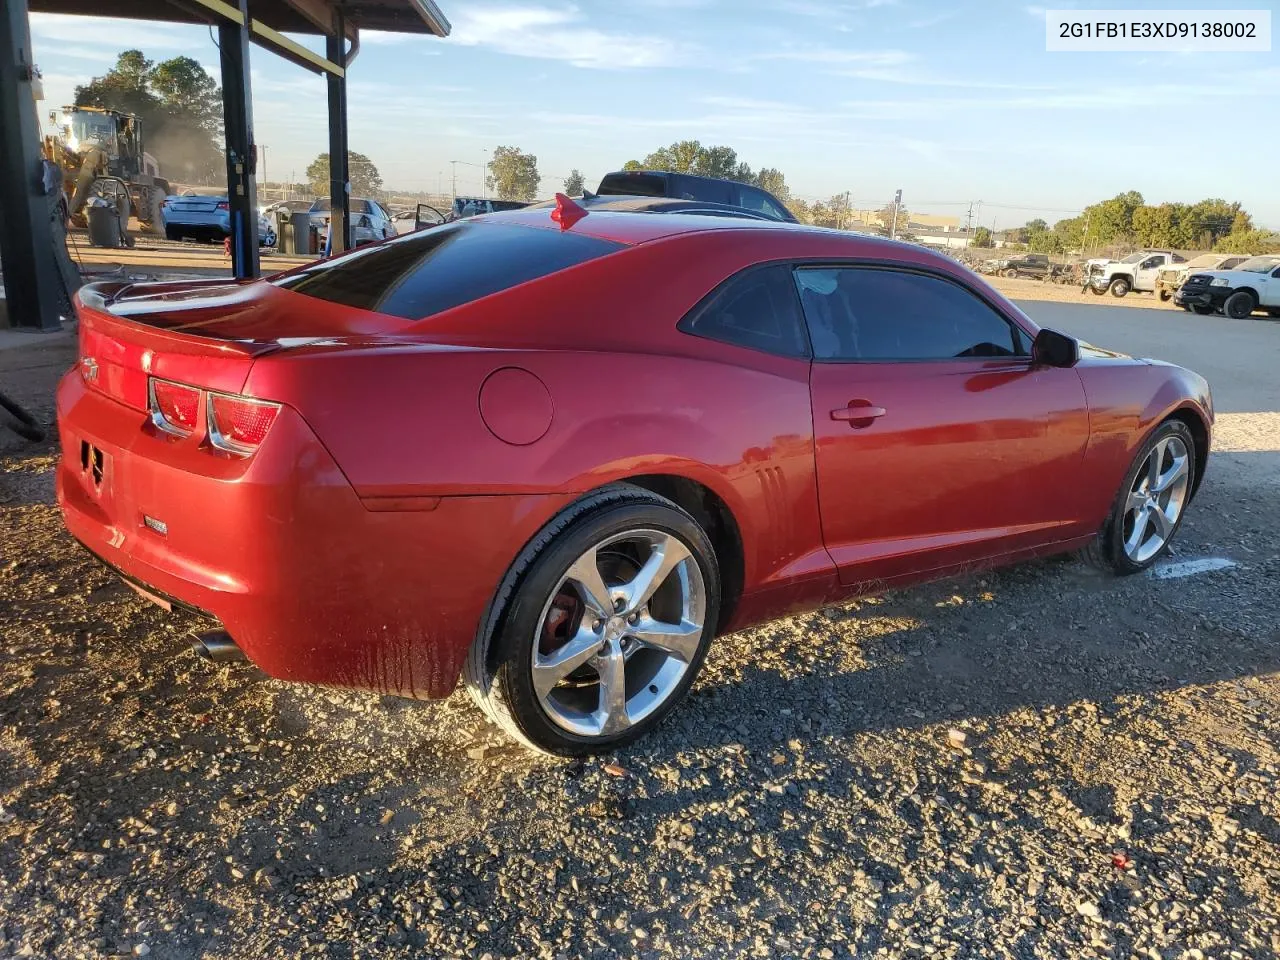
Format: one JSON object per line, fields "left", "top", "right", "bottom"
{"left": 308, "top": 197, "right": 397, "bottom": 247}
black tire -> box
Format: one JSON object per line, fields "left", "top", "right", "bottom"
{"left": 1157, "top": 288, "right": 1172, "bottom": 302}
{"left": 1080, "top": 419, "right": 1196, "bottom": 575}
{"left": 1001, "top": 268, "right": 1017, "bottom": 278}
{"left": 1192, "top": 305, "right": 1214, "bottom": 316}
{"left": 464, "top": 483, "right": 721, "bottom": 755}
{"left": 1223, "top": 290, "right": 1257, "bottom": 320}
{"left": 1089, "top": 284, "right": 1107, "bottom": 296}
{"left": 1110, "top": 277, "right": 1131, "bottom": 298}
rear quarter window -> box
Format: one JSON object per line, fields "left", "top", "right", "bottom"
{"left": 271, "top": 222, "right": 622, "bottom": 320}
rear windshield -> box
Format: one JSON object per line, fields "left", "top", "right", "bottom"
{"left": 271, "top": 221, "right": 623, "bottom": 320}
{"left": 598, "top": 173, "right": 668, "bottom": 198}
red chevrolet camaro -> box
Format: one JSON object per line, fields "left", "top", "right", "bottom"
{"left": 56, "top": 199, "right": 1212, "bottom": 754}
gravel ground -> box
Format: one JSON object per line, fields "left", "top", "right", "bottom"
{"left": 2, "top": 307, "right": 1278, "bottom": 960}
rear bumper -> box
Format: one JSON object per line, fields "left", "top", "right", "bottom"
{"left": 56, "top": 370, "right": 568, "bottom": 699}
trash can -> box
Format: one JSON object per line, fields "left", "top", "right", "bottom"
{"left": 289, "top": 212, "right": 316, "bottom": 255}
{"left": 86, "top": 200, "right": 122, "bottom": 249}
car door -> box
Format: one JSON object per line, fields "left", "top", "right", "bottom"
{"left": 795, "top": 264, "right": 1091, "bottom": 587}
{"left": 1263, "top": 264, "right": 1280, "bottom": 307}
{"left": 1134, "top": 255, "right": 1166, "bottom": 290}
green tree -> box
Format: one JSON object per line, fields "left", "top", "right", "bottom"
{"left": 148, "top": 56, "right": 220, "bottom": 135}
{"left": 972, "top": 226, "right": 994, "bottom": 248}
{"left": 1215, "top": 229, "right": 1280, "bottom": 255}
{"left": 486, "top": 145, "right": 540, "bottom": 201}
{"left": 1184, "top": 198, "right": 1246, "bottom": 248}
{"left": 695, "top": 145, "right": 739, "bottom": 180}
{"left": 562, "top": 169, "right": 586, "bottom": 196}
{"left": 622, "top": 141, "right": 783, "bottom": 186}
{"left": 876, "top": 201, "right": 908, "bottom": 234}
{"left": 306, "top": 151, "right": 383, "bottom": 197}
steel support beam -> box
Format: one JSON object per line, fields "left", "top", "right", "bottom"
{"left": 326, "top": 16, "right": 351, "bottom": 255}
{"left": 0, "top": 0, "right": 64, "bottom": 330}
{"left": 218, "top": 0, "right": 259, "bottom": 278}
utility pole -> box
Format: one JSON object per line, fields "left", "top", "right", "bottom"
{"left": 260, "top": 144, "right": 267, "bottom": 198}
{"left": 450, "top": 160, "right": 457, "bottom": 199}
{"left": 889, "top": 188, "right": 902, "bottom": 241}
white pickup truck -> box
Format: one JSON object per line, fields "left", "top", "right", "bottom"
{"left": 1174, "top": 255, "right": 1280, "bottom": 318}
{"left": 1083, "top": 250, "right": 1185, "bottom": 298}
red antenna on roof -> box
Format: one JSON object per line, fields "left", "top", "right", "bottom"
{"left": 551, "top": 192, "right": 588, "bottom": 230}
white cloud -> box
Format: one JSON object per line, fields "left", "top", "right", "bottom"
{"left": 29, "top": 13, "right": 207, "bottom": 52}
{"left": 449, "top": 5, "right": 692, "bottom": 69}
{"left": 360, "top": 30, "right": 442, "bottom": 48}
{"left": 756, "top": 47, "right": 911, "bottom": 66}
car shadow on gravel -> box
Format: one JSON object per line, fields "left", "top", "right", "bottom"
{"left": 662, "top": 554, "right": 1280, "bottom": 759}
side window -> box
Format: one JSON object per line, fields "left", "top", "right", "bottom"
{"left": 794, "top": 267, "right": 1026, "bottom": 361}
{"left": 1140, "top": 256, "right": 1162, "bottom": 270}
{"left": 1272, "top": 266, "right": 1280, "bottom": 279}
{"left": 672, "top": 174, "right": 734, "bottom": 205}
{"left": 1171, "top": 253, "right": 1187, "bottom": 263}
{"left": 678, "top": 264, "right": 809, "bottom": 358}
{"left": 738, "top": 185, "right": 789, "bottom": 221}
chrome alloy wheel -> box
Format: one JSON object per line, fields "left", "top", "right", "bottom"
{"left": 1122, "top": 435, "right": 1191, "bottom": 564}
{"left": 531, "top": 529, "right": 706, "bottom": 738}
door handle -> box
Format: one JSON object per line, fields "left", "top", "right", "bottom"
{"left": 831, "top": 403, "right": 887, "bottom": 423}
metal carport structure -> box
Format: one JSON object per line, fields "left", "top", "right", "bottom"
{"left": 0, "top": 0, "right": 450, "bottom": 331}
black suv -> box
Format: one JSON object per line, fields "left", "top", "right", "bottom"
{"left": 596, "top": 170, "right": 796, "bottom": 223}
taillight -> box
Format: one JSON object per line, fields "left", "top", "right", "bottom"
{"left": 216, "top": 201, "right": 229, "bottom": 211}
{"left": 149, "top": 378, "right": 200, "bottom": 436}
{"left": 208, "top": 392, "right": 280, "bottom": 457}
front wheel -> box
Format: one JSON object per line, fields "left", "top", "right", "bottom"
{"left": 1080, "top": 419, "right": 1195, "bottom": 575}
{"left": 1089, "top": 284, "right": 1107, "bottom": 296}
{"left": 1157, "top": 288, "right": 1172, "bottom": 302}
{"left": 1192, "top": 305, "right": 1215, "bottom": 316}
{"left": 1110, "top": 277, "right": 1131, "bottom": 297}
{"left": 1223, "top": 290, "right": 1257, "bottom": 320}
{"left": 465, "top": 485, "right": 721, "bottom": 755}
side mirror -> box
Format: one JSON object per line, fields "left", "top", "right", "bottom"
{"left": 1032, "top": 328, "right": 1079, "bottom": 368}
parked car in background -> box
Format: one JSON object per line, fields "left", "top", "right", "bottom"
{"left": 982, "top": 253, "right": 1063, "bottom": 280}
{"left": 261, "top": 199, "right": 312, "bottom": 219}
{"left": 57, "top": 201, "right": 1212, "bottom": 755}
{"left": 1084, "top": 250, "right": 1185, "bottom": 297}
{"left": 596, "top": 170, "right": 797, "bottom": 223}
{"left": 308, "top": 197, "right": 397, "bottom": 246}
{"left": 1154, "top": 254, "right": 1249, "bottom": 301}
{"left": 163, "top": 194, "right": 277, "bottom": 247}
{"left": 1175, "top": 255, "right": 1280, "bottom": 318}
{"left": 391, "top": 203, "right": 447, "bottom": 235}
{"left": 449, "top": 197, "right": 531, "bottom": 220}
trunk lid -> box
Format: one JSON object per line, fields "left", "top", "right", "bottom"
{"left": 75, "top": 279, "right": 403, "bottom": 411}
{"left": 166, "top": 196, "right": 224, "bottom": 214}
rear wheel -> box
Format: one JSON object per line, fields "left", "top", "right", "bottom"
{"left": 1223, "top": 290, "right": 1257, "bottom": 320}
{"left": 1157, "top": 288, "right": 1172, "bottom": 302}
{"left": 1081, "top": 419, "right": 1195, "bottom": 575}
{"left": 465, "top": 484, "right": 721, "bottom": 755}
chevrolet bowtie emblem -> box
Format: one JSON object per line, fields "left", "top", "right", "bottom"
{"left": 80, "top": 357, "right": 99, "bottom": 382}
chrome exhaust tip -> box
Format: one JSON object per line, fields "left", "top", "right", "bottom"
{"left": 191, "top": 630, "right": 247, "bottom": 663}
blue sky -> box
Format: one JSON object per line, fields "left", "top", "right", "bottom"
{"left": 28, "top": 1, "right": 1280, "bottom": 228}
